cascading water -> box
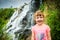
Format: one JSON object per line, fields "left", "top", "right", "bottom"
{"left": 6, "top": 0, "right": 42, "bottom": 40}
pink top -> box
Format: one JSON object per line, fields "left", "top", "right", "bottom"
{"left": 31, "top": 24, "right": 50, "bottom": 40}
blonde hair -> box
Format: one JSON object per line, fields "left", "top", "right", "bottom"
{"left": 34, "top": 10, "right": 44, "bottom": 20}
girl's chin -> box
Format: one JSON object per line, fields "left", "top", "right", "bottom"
{"left": 37, "top": 22, "right": 43, "bottom": 25}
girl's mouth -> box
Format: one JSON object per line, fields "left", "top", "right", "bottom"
{"left": 37, "top": 20, "right": 43, "bottom": 22}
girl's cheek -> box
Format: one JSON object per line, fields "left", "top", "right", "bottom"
{"left": 36, "top": 19, "right": 38, "bottom": 21}
{"left": 35, "top": 19, "right": 38, "bottom": 22}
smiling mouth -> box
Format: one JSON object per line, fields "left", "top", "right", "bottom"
{"left": 37, "top": 20, "right": 43, "bottom": 22}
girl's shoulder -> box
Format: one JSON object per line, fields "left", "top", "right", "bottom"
{"left": 31, "top": 25, "right": 37, "bottom": 31}
{"left": 43, "top": 24, "right": 50, "bottom": 28}
{"left": 31, "top": 25, "right": 36, "bottom": 29}
{"left": 44, "top": 24, "right": 51, "bottom": 31}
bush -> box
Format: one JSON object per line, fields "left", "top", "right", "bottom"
{"left": 39, "top": 0, "right": 60, "bottom": 40}
{"left": 0, "top": 8, "right": 15, "bottom": 40}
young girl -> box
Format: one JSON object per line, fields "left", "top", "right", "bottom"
{"left": 31, "top": 10, "right": 51, "bottom": 40}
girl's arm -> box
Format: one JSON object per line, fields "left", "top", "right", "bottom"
{"left": 47, "top": 31, "right": 51, "bottom": 40}
{"left": 46, "top": 26, "right": 51, "bottom": 40}
{"left": 31, "top": 29, "right": 35, "bottom": 40}
{"left": 46, "top": 25, "right": 51, "bottom": 40}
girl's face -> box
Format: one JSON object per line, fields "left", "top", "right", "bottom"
{"left": 35, "top": 16, "right": 44, "bottom": 25}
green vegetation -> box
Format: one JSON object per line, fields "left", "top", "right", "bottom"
{"left": 0, "top": 0, "right": 60, "bottom": 40}
{"left": 40, "top": 0, "right": 60, "bottom": 40}
{"left": 0, "top": 8, "right": 15, "bottom": 40}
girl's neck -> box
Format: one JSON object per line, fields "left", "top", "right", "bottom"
{"left": 36, "top": 23, "right": 44, "bottom": 26}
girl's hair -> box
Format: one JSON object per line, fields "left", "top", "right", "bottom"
{"left": 34, "top": 10, "right": 44, "bottom": 20}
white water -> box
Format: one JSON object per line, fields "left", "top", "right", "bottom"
{"left": 6, "top": 0, "right": 42, "bottom": 40}
{"left": 6, "top": 0, "right": 32, "bottom": 40}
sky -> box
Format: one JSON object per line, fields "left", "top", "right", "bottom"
{"left": 0, "top": 0, "right": 31, "bottom": 8}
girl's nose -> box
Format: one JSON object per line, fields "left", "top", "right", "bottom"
{"left": 38, "top": 17, "right": 41, "bottom": 20}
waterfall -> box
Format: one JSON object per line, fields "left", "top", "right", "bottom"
{"left": 6, "top": 0, "right": 42, "bottom": 40}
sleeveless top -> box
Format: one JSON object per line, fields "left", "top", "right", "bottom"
{"left": 31, "top": 24, "right": 50, "bottom": 40}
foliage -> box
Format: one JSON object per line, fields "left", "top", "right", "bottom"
{"left": 39, "top": 0, "right": 60, "bottom": 40}
{"left": 0, "top": 8, "right": 15, "bottom": 40}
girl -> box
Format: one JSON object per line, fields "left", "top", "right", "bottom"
{"left": 31, "top": 10, "right": 51, "bottom": 40}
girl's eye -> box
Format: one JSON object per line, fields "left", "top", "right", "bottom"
{"left": 36, "top": 17, "right": 39, "bottom": 19}
{"left": 36, "top": 16, "right": 43, "bottom": 19}
{"left": 40, "top": 17, "right": 43, "bottom": 18}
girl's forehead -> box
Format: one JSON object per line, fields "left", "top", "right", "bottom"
{"left": 36, "top": 15, "right": 44, "bottom": 17}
